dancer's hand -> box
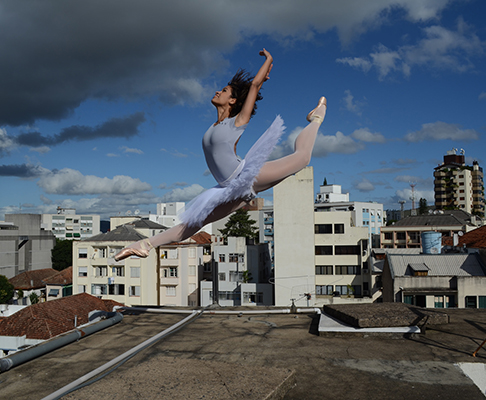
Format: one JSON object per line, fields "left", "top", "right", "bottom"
{"left": 259, "top": 48, "right": 273, "bottom": 81}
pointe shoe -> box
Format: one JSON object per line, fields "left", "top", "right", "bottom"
{"left": 307, "top": 96, "right": 327, "bottom": 123}
{"left": 114, "top": 238, "right": 153, "bottom": 261}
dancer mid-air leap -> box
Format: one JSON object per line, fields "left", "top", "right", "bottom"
{"left": 115, "top": 49, "right": 327, "bottom": 261}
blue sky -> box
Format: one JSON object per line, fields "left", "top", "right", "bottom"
{"left": 1, "top": 0, "right": 485, "bottom": 220}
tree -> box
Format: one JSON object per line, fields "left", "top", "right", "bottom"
{"left": 29, "top": 292, "right": 39, "bottom": 305}
{"left": 323, "top": 177, "right": 328, "bottom": 185}
{"left": 219, "top": 209, "right": 259, "bottom": 242}
{"left": 51, "top": 239, "right": 73, "bottom": 271}
{"left": 0, "top": 275, "right": 14, "bottom": 304}
{"left": 418, "top": 198, "right": 428, "bottom": 215}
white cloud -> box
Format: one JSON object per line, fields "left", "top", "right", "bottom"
{"left": 351, "top": 128, "right": 385, "bottom": 143}
{"left": 395, "top": 188, "right": 435, "bottom": 204}
{"left": 343, "top": 90, "right": 365, "bottom": 115}
{"left": 404, "top": 121, "right": 479, "bottom": 142}
{"left": 160, "top": 184, "right": 206, "bottom": 202}
{"left": 355, "top": 178, "right": 375, "bottom": 192}
{"left": 271, "top": 127, "right": 364, "bottom": 159}
{"left": 29, "top": 146, "right": 51, "bottom": 154}
{"left": 161, "top": 148, "right": 189, "bottom": 158}
{"left": 337, "top": 19, "right": 485, "bottom": 79}
{"left": 120, "top": 146, "right": 143, "bottom": 155}
{"left": 37, "top": 168, "right": 152, "bottom": 195}
{"left": 0, "top": 128, "right": 15, "bottom": 155}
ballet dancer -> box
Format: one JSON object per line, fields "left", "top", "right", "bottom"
{"left": 115, "top": 48, "right": 326, "bottom": 261}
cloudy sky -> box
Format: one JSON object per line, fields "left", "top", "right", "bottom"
{"left": 1, "top": 0, "right": 485, "bottom": 220}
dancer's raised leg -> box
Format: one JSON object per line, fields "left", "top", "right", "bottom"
{"left": 253, "top": 97, "right": 326, "bottom": 193}
{"left": 114, "top": 198, "right": 247, "bottom": 261}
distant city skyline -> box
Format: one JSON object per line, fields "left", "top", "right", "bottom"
{"left": 1, "top": 1, "right": 485, "bottom": 220}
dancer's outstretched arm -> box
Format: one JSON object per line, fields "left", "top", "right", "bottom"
{"left": 235, "top": 49, "right": 273, "bottom": 127}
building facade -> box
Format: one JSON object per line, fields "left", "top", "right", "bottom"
{"left": 273, "top": 168, "right": 372, "bottom": 307}
{"left": 434, "top": 149, "right": 484, "bottom": 216}
{"left": 42, "top": 207, "right": 100, "bottom": 240}
{"left": 1, "top": 214, "right": 56, "bottom": 279}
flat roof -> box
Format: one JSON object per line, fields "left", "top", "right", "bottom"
{"left": 1, "top": 307, "right": 486, "bottom": 399}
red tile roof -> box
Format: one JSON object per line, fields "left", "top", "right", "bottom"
{"left": 8, "top": 269, "right": 58, "bottom": 290}
{"left": 43, "top": 267, "right": 73, "bottom": 285}
{"left": 459, "top": 226, "right": 486, "bottom": 249}
{"left": 169, "top": 231, "right": 212, "bottom": 246}
{"left": 0, "top": 293, "right": 124, "bottom": 340}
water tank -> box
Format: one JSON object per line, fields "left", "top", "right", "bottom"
{"left": 421, "top": 231, "right": 442, "bottom": 254}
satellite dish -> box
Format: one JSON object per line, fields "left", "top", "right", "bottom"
{"left": 135, "top": 209, "right": 140, "bottom": 215}
{"left": 458, "top": 231, "right": 464, "bottom": 236}
{"left": 126, "top": 210, "right": 132, "bottom": 216}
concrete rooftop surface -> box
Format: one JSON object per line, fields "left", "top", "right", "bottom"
{"left": 2, "top": 306, "right": 486, "bottom": 399}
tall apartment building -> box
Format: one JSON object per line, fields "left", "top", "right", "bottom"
{"left": 273, "top": 168, "right": 372, "bottom": 307}
{"left": 42, "top": 207, "right": 100, "bottom": 240}
{"left": 434, "top": 149, "right": 484, "bottom": 216}
{"left": 199, "top": 236, "right": 273, "bottom": 306}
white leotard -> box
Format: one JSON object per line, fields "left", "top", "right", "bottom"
{"left": 202, "top": 116, "right": 248, "bottom": 186}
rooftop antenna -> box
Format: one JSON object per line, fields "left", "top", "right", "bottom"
{"left": 409, "top": 182, "right": 417, "bottom": 216}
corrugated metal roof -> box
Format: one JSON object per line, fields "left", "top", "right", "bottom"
{"left": 389, "top": 210, "right": 480, "bottom": 228}
{"left": 387, "top": 253, "right": 486, "bottom": 278}
{"left": 130, "top": 219, "right": 167, "bottom": 229}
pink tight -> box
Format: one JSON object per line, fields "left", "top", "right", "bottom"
{"left": 133, "top": 103, "right": 326, "bottom": 249}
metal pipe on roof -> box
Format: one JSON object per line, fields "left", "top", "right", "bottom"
{"left": 0, "top": 312, "right": 123, "bottom": 373}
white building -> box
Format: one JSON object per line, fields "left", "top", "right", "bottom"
{"left": 73, "top": 220, "right": 212, "bottom": 307}
{"left": 274, "top": 168, "right": 372, "bottom": 307}
{"left": 0, "top": 214, "right": 56, "bottom": 279}
{"left": 42, "top": 207, "right": 100, "bottom": 240}
{"left": 200, "top": 236, "right": 273, "bottom": 306}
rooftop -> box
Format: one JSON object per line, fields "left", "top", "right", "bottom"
{"left": 2, "top": 306, "right": 486, "bottom": 399}
{"left": 385, "top": 210, "right": 481, "bottom": 228}
{"left": 8, "top": 268, "right": 57, "bottom": 290}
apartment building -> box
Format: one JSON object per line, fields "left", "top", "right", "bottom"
{"left": 73, "top": 221, "right": 212, "bottom": 307}
{"left": 434, "top": 149, "right": 484, "bottom": 216}
{"left": 380, "top": 210, "right": 482, "bottom": 249}
{"left": 200, "top": 236, "right": 272, "bottom": 306}
{"left": 42, "top": 207, "right": 100, "bottom": 240}
{"left": 273, "top": 167, "right": 372, "bottom": 307}
{"left": 1, "top": 214, "right": 56, "bottom": 279}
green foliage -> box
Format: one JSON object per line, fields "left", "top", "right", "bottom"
{"left": 51, "top": 239, "right": 73, "bottom": 271}
{"left": 418, "top": 198, "right": 428, "bottom": 215}
{"left": 0, "top": 275, "right": 14, "bottom": 304}
{"left": 323, "top": 177, "right": 328, "bottom": 185}
{"left": 17, "top": 289, "right": 24, "bottom": 299}
{"left": 29, "top": 292, "right": 39, "bottom": 305}
{"left": 242, "top": 270, "right": 253, "bottom": 283}
{"left": 219, "top": 209, "right": 259, "bottom": 241}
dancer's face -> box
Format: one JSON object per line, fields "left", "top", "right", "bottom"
{"left": 212, "top": 86, "right": 236, "bottom": 108}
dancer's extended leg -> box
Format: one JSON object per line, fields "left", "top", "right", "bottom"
{"left": 253, "top": 97, "right": 326, "bottom": 193}
{"left": 114, "top": 198, "right": 247, "bottom": 261}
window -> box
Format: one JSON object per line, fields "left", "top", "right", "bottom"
{"left": 95, "top": 266, "right": 108, "bottom": 277}
{"left": 384, "top": 232, "right": 393, "bottom": 240}
{"left": 95, "top": 248, "right": 107, "bottom": 258}
{"left": 189, "top": 265, "right": 196, "bottom": 276}
{"left": 219, "top": 254, "right": 225, "bottom": 262}
{"left": 78, "top": 285, "right": 86, "bottom": 293}
{"left": 229, "top": 271, "right": 243, "bottom": 282}
{"left": 229, "top": 253, "right": 239, "bottom": 262}
{"left": 316, "top": 265, "right": 333, "bottom": 275}
{"left": 112, "top": 266, "right": 124, "bottom": 277}
{"left": 78, "top": 267, "right": 88, "bottom": 277}
{"left": 315, "top": 224, "right": 332, "bottom": 234}
{"left": 465, "top": 296, "right": 477, "bottom": 308}
{"left": 316, "top": 285, "right": 333, "bottom": 295}
{"left": 91, "top": 284, "right": 107, "bottom": 296}
{"left": 315, "top": 246, "right": 333, "bottom": 255}
{"left": 78, "top": 248, "right": 88, "bottom": 259}
{"left": 243, "top": 292, "right": 263, "bottom": 304}
{"left": 108, "top": 284, "right": 125, "bottom": 296}
{"left": 335, "top": 265, "right": 360, "bottom": 275}
{"left": 129, "top": 286, "right": 141, "bottom": 297}
{"left": 218, "top": 272, "right": 226, "bottom": 281}
{"left": 204, "top": 262, "right": 212, "bottom": 272}
{"left": 397, "top": 232, "right": 406, "bottom": 240}
{"left": 434, "top": 295, "right": 444, "bottom": 308}
{"left": 130, "top": 267, "right": 141, "bottom": 278}
{"left": 189, "top": 248, "right": 196, "bottom": 258}
{"left": 335, "top": 246, "right": 360, "bottom": 255}
{"left": 166, "top": 286, "right": 176, "bottom": 296}
{"left": 335, "top": 285, "right": 360, "bottom": 296}
{"left": 164, "top": 267, "right": 178, "bottom": 278}
{"left": 334, "top": 224, "right": 345, "bottom": 234}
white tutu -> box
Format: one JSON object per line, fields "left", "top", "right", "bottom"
{"left": 180, "top": 115, "right": 285, "bottom": 228}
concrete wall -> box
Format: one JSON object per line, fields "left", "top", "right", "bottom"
{"left": 274, "top": 167, "right": 315, "bottom": 307}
